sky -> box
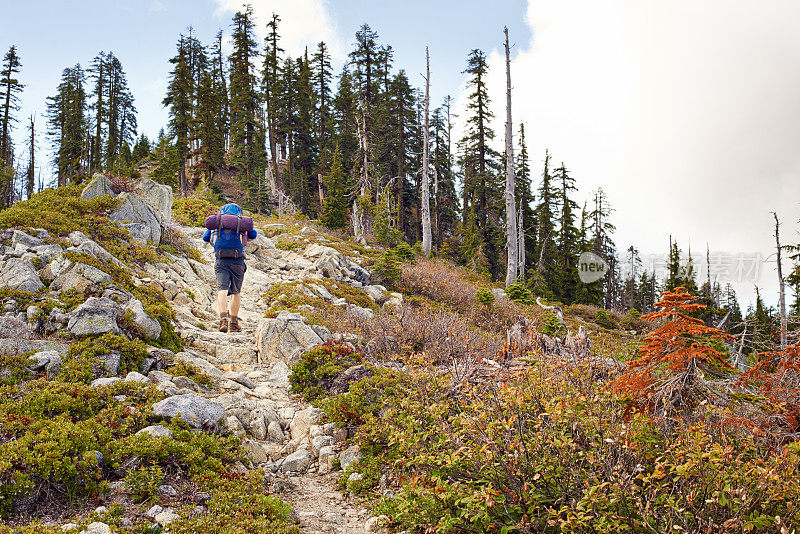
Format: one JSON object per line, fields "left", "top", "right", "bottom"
{"left": 3, "top": 0, "right": 800, "bottom": 309}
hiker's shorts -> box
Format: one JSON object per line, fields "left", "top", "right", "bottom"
{"left": 215, "top": 258, "right": 247, "bottom": 295}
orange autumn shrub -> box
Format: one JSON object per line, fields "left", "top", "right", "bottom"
{"left": 614, "top": 287, "right": 733, "bottom": 417}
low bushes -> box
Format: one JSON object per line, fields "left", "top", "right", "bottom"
{"left": 172, "top": 196, "right": 218, "bottom": 227}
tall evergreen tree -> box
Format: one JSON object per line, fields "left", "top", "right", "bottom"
{"left": 515, "top": 123, "right": 536, "bottom": 276}
{"left": 0, "top": 46, "right": 23, "bottom": 173}
{"left": 321, "top": 146, "right": 348, "bottom": 229}
{"left": 458, "top": 49, "right": 502, "bottom": 278}
{"left": 262, "top": 13, "right": 283, "bottom": 184}
{"left": 163, "top": 36, "right": 193, "bottom": 195}
{"left": 229, "top": 6, "right": 265, "bottom": 210}
{"left": 47, "top": 65, "right": 87, "bottom": 186}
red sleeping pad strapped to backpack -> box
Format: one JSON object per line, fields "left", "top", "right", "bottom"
{"left": 204, "top": 214, "right": 255, "bottom": 233}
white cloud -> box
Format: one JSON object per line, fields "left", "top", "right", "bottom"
{"left": 454, "top": 0, "right": 800, "bottom": 306}
{"left": 213, "top": 0, "right": 345, "bottom": 61}
{"left": 148, "top": 0, "right": 166, "bottom": 13}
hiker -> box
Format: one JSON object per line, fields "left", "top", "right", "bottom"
{"left": 202, "top": 203, "right": 257, "bottom": 333}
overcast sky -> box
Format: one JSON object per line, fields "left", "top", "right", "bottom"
{"left": 4, "top": 0, "right": 799, "bottom": 308}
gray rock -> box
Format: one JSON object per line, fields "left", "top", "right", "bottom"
{"left": 159, "top": 484, "right": 178, "bottom": 497}
{"left": 28, "top": 350, "right": 63, "bottom": 378}
{"left": 364, "top": 284, "right": 388, "bottom": 303}
{"left": 110, "top": 192, "right": 162, "bottom": 243}
{"left": 225, "top": 415, "right": 246, "bottom": 436}
{"left": 0, "top": 316, "right": 34, "bottom": 339}
{"left": 81, "top": 174, "right": 116, "bottom": 200}
{"left": 0, "top": 258, "right": 44, "bottom": 292}
{"left": 312, "top": 435, "right": 335, "bottom": 458}
{"left": 331, "top": 365, "right": 372, "bottom": 395}
{"left": 122, "top": 298, "right": 161, "bottom": 339}
{"left": 222, "top": 370, "right": 255, "bottom": 389}
{"left": 267, "top": 420, "right": 285, "bottom": 442}
{"left": 11, "top": 230, "right": 43, "bottom": 249}
{"left": 66, "top": 297, "right": 122, "bottom": 336}
{"left": 90, "top": 377, "right": 121, "bottom": 388}
{"left": 318, "top": 445, "right": 335, "bottom": 475}
{"left": 99, "top": 351, "right": 121, "bottom": 376}
{"left": 125, "top": 371, "right": 150, "bottom": 383}
{"left": 148, "top": 370, "right": 173, "bottom": 384}
{"left": 280, "top": 449, "right": 311, "bottom": 474}
{"left": 80, "top": 522, "right": 111, "bottom": 534}
{"left": 339, "top": 445, "right": 363, "bottom": 471}
{"left": 145, "top": 505, "right": 163, "bottom": 518}
{"left": 0, "top": 339, "right": 68, "bottom": 357}
{"left": 172, "top": 375, "right": 198, "bottom": 391}
{"left": 151, "top": 393, "right": 225, "bottom": 429}
{"left": 50, "top": 262, "right": 113, "bottom": 294}
{"left": 154, "top": 509, "right": 180, "bottom": 526}
{"left": 136, "top": 425, "right": 173, "bottom": 438}
{"left": 346, "top": 304, "right": 374, "bottom": 321}
{"left": 255, "top": 312, "right": 329, "bottom": 366}
{"left": 137, "top": 178, "right": 173, "bottom": 223}
{"left": 290, "top": 407, "right": 323, "bottom": 441}
{"left": 241, "top": 438, "right": 270, "bottom": 464}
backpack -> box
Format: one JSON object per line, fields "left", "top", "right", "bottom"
{"left": 204, "top": 205, "right": 254, "bottom": 259}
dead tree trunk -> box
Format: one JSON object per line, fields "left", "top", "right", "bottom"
{"left": 503, "top": 27, "right": 518, "bottom": 287}
{"left": 26, "top": 115, "right": 34, "bottom": 198}
{"left": 772, "top": 212, "right": 788, "bottom": 351}
{"left": 421, "top": 47, "right": 432, "bottom": 256}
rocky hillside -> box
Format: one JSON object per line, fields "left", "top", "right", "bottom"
{"left": 2, "top": 176, "right": 798, "bottom": 533}
{"left": 0, "top": 175, "right": 397, "bottom": 533}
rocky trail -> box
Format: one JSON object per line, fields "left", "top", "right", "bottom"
{"left": 0, "top": 174, "right": 400, "bottom": 532}
{"left": 165, "top": 228, "right": 374, "bottom": 533}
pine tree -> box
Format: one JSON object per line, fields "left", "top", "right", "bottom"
{"left": 229, "top": 6, "right": 265, "bottom": 210}
{"left": 515, "top": 123, "right": 536, "bottom": 276}
{"left": 459, "top": 49, "right": 502, "bottom": 279}
{"left": 25, "top": 115, "right": 34, "bottom": 200}
{"left": 0, "top": 46, "right": 23, "bottom": 170}
{"left": 665, "top": 238, "right": 682, "bottom": 291}
{"left": 332, "top": 67, "right": 358, "bottom": 172}
{"left": 263, "top": 13, "right": 284, "bottom": 184}
{"left": 313, "top": 41, "right": 333, "bottom": 152}
{"left": 163, "top": 36, "right": 193, "bottom": 195}
{"left": 212, "top": 30, "right": 229, "bottom": 151}
{"left": 532, "top": 150, "right": 557, "bottom": 297}
{"left": 321, "top": 146, "right": 348, "bottom": 229}
{"left": 552, "top": 163, "right": 580, "bottom": 302}
{"left": 47, "top": 64, "right": 87, "bottom": 186}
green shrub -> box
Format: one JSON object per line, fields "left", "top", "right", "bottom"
{"left": 290, "top": 341, "right": 362, "bottom": 401}
{"left": 373, "top": 250, "right": 401, "bottom": 287}
{"left": 172, "top": 196, "right": 218, "bottom": 227}
{"left": 166, "top": 361, "right": 213, "bottom": 388}
{"left": 504, "top": 281, "right": 533, "bottom": 305}
{"left": 393, "top": 242, "right": 415, "bottom": 264}
{"left": 475, "top": 288, "right": 495, "bottom": 308}
{"left": 61, "top": 333, "right": 148, "bottom": 383}
{"left": 125, "top": 465, "right": 163, "bottom": 502}
{"left": 594, "top": 308, "right": 618, "bottom": 330}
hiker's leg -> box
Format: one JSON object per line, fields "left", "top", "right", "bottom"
{"left": 230, "top": 293, "right": 242, "bottom": 318}
{"left": 217, "top": 290, "right": 229, "bottom": 316}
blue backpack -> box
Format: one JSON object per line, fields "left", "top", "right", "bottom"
{"left": 212, "top": 204, "right": 245, "bottom": 258}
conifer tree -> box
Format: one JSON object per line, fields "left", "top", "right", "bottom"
{"left": 0, "top": 46, "right": 23, "bottom": 170}
{"left": 25, "top": 115, "right": 34, "bottom": 200}
{"left": 212, "top": 30, "right": 229, "bottom": 151}
{"left": 229, "top": 6, "right": 265, "bottom": 210}
{"left": 263, "top": 13, "right": 283, "bottom": 184}
{"left": 163, "top": 36, "right": 193, "bottom": 195}
{"left": 312, "top": 41, "right": 332, "bottom": 152}
{"left": 532, "top": 150, "right": 557, "bottom": 297}
{"left": 321, "top": 146, "right": 348, "bottom": 229}
{"left": 459, "top": 49, "right": 503, "bottom": 278}
{"left": 515, "top": 123, "right": 536, "bottom": 275}
{"left": 47, "top": 65, "right": 87, "bottom": 186}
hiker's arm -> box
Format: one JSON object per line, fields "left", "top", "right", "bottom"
{"left": 240, "top": 229, "right": 257, "bottom": 246}
{"left": 202, "top": 229, "right": 211, "bottom": 242}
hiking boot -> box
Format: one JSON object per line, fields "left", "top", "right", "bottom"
{"left": 219, "top": 316, "right": 228, "bottom": 333}
{"left": 229, "top": 316, "right": 241, "bottom": 333}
